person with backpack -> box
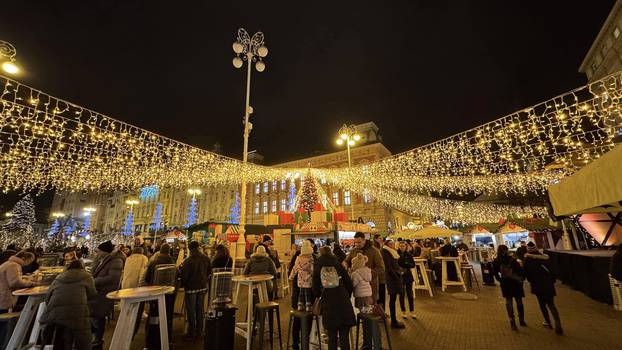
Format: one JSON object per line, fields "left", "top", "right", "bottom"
{"left": 493, "top": 244, "right": 525, "bottom": 331}
{"left": 289, "top": 240, "right": 314, "bottom": 311}
{"left": 523, "top": 242, "right": 563, "bottom": 334}
{"left": 313, "top": 246, "right": 355, "bottom": 350}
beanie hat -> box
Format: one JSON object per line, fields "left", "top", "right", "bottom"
{"left": 189, "top": 240, "right": 200, "bottom": 250}
{"left": 253, "top": 245, "right": 268, "bottom": 257}
{"left": 160, "top": 243, "right": 171, "bottom": 255}
{"left": 527, "top": 241, "right": 538, "bottom": 253}
{"left": 351, "top": 253, "right": 368, "bottom": 270}
{"left": 301, "top": 240, "right": 314, "bottom": 256}
{"left": 263, "top": 235, "right": 272, "bottom": 243}
{"left": 98, "top": 240, "right": 114, "bottom": 253}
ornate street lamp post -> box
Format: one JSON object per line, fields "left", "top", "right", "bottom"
{"left": 232, "top": 28, "right": 268, "bottom": 264}
{"left": 336, "top": 124, "right": 361, "bottom": 220}
{"left": 0, "top": 40, "right": 19, "bottom": 74}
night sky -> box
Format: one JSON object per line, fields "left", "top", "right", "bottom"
{"left": 0, "top": 0, "right": 616, "bottom": 213}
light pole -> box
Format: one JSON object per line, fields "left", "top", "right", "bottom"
{"left": 0, "top": 40, "right": 19, "bottom": 74}
{"left": 232, "top": 28, "right": 268, "bottom": 264}
{"left": 336, "top": 124, "right": 361, "bottom": 220}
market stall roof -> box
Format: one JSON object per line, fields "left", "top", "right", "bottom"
{"left": 496, "top": 222, "right": 527, "bottom": 234}
{"left": 392, "top": 226, "right": 463, "bottom": 240}
{"left": 549, "top": 144, "right": 622, "bottom": 216}
{"left": 464, "top": 225, "right": 491, "bottom": 234}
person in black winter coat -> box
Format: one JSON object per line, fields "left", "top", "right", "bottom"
{"left": 381, "top": 239, "right": 405, "bottom": 328}
{"left": 312, "top": 247, "right": 355, "bottom": 350}
{"left": 493, "top": 245, "right": 525, "bottom": 331}
{"left": 211, "top": 244, "right": 233, "bottom": 269}
{"left": 181, "top": 241, "right": 212, "bottom": 338}
{"left": 523, "top": 243, "right": 563, "bottom": 334}
{"left": 397, "top": 241, "right": 416, "bottom": 319}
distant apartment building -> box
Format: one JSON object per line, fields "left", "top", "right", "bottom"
{"left": 580, "top": 0, "right": 622, "bottom": 81}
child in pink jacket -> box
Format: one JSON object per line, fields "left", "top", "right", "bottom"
{"left": 289, "top": 240, "right": 315, "bottom": 311}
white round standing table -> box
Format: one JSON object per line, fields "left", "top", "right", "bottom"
{"left": 232, "top": 274, "right": 273, "bottom": 350}
{"left": 6, "top": 285, "right": 48, "bottom": 350}
{"left": 106, "top": 285, "right": 175, "bottom": 350}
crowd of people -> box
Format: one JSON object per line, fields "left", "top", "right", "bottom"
{"left": 0, "top": 231, "right": 573, "bottom": 350}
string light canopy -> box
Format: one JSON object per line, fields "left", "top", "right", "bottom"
{"left": 1, "top": 72, "right": 621, "bottom": 223}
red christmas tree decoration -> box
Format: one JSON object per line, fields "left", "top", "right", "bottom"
{"left": 298, "top": 176, "right": 319, "bottom": 219}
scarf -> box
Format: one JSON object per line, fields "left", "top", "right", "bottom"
{"left": 382, "top": 245, "right": 400, "bottom": 259}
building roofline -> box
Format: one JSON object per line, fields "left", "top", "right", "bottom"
{"left": 271, "top": 142, "right": 392, "bottom": 167}
{"left": 579, "top": 0, "right": 622, "bottom": 72}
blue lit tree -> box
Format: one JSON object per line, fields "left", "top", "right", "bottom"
{"left": 150, "top": 202, "right": 163, "bottom": 231}
{"left": 288, "top": 182, "right": 297, "bottom": 212}
{"left": 82, "top": 214, "right": 92, "bottom": 232}
{"left": 229, "top": 193, "right": 240, "bottom": 224}
{"left": 122, "top": 208, "right": 135, "bottom": 235}
{"left": 48, "top": 219, "right": 61, "bottom": 237}
{"left": 185, "top": 196, "right": 198, "bottom": 228}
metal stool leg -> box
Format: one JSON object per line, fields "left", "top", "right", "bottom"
{"left": 355, "top": 316, "right": 360, "bottom": 350}
{"left": 315, "top": 315, "right": 322, "bottom": 350}
{"left": 258, "top": 311, "right": 266, "bottom": 350}
{"left": 275, "top": 308, "right": 283, "bottom": 350}
{"left": 268, "top": 309, "right": 274, "bottom": 350}
{"left": 250, "top": 310, "right": 259, "bottom": 350}
{"left": 382, "top": 319, "right": 392, "bottom": 350}
{"left": 286, "top": 313, "right": 293, "bottom": 350}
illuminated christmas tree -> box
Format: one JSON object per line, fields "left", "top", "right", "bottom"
{"left": 1, "top": 194, "right": 37, "bottom": 247}
{"left": 122, "top": 208, "right": 135, "bottom": 236}
{"left": 150, "top": 202, "right": 163, "bottom": 232}
{"left": 229, "top": 193, "right": 240, "bottom": 224}
{"left": 185, "top": 196, "right": 198, "bottom": 228}
{"left": 298, "top": 176, "right": 319, "bottom": 217}
{"left": 48, "top": 219, "right": 61, "bottom": 237}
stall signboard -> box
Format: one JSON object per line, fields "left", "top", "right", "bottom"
{"left": 337, "top": 221, "right": 373, "bottom": 233}
{"left": 295, "top": 222, "right": 334, "bottom": 232}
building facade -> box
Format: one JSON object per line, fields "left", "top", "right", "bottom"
{"left": 579, "top": 0, "right": 622, "bottom": 81}
{"left": 50, "top": 122, "right": 416, "bottom": 234}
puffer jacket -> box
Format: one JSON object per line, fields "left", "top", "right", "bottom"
{"left": 0, "top": 256, "right": 33, "bottom": 309}
{"left": 344, "top": 241, "right": 385, "bottom": 301}
{"left": 181, "top": 249, "right": 211, "bottom": 291}
{"left": 289, "top": 254, "right": 314, "bottom": 288}
{"left": 121, "top": 253, "right": 148, "bottom": 289}
{"left": 524, "top": 252, "right": 556, "bottom": 298}
{"left": 351, "top": 266, "right": 373, "bottom": 298}
{"left": 243, "top": 253, "right": 277, "bottom": 280}
{"left": 89, "top": 250, "right": 125, "bottom": 318}
{"left": 40, "top": 268, "right": 97, "bottom": 331}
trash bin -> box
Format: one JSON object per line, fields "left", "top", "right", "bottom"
{"left": 480, "top": 261, "right": 496, "bottom": 286}
{"left": 609, "top": 274, "right": 622, "bottom": 311}
{"left": 204, "top": 305, "right": 237, "bottom": 350}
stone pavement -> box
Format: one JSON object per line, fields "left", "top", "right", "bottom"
{"left": 111, "top": 265, "right": 622, "bottom": 350}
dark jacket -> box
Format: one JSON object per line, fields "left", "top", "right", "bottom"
{"left": 524, "top": 252, "right": 556, "bottom": 298}
{"left": 211, "top": 255, "right": 233, "bottom": 269}
{"left": 413, "top": 246, "right": 422, "bottom": 258}
{"left": 89, "top": 250, "right": 125, "bottom": 318}
{"left": 516, "top": 246, "right": 528, "bottom": 261}
{"left": 398, "top": 250, "right": 415, "bottom": 284}
{"left": 381, "top": 246, "right": 404, "bottom": 294}
{"left": 145, "top": 253, "right": 175, "bottom": 285}
{"left": 344, "top": 241, "right": 385, "bottom": 301}
{"left": 0, "top": 250, "right": 16, "bottom": 265}
{"left": 181, "top": 249, "right": 211, "bottom": 291}
{"left": 312, "top": 254, "right": 355, "bottom": 330}
{"left": 243, "top": 253, "right": 277, "bottom": 279}
{"left": 493, "top": 254, "right": 525, "bottom": 298}
{"left": 41, "top": 268, "right": 97, "bottom": 331}
{"left": 440, "top": 244, "right": 458, "bottom": 257}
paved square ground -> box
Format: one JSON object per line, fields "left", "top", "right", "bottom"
{"left": 113, "top": 266, "right": 622, "bottom": 350}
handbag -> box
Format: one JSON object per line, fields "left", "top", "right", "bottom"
{"left": 312, "top": 297, "right": 322, "bottom": 316}
{"left": 369, "top": 304, "right": 386, "bottom": 319}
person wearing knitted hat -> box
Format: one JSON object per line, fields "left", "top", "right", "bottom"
{"left": 524, "top": 242, "right": 563, "bottom": 334}
{"left": 289, "top": 240, "right": 315, "bottom": 311}
{"left": 243, "top": 245, "right": 278, "bottom": 299}
{"left": 350, "top": 253, "right": 374, "bottom": 311}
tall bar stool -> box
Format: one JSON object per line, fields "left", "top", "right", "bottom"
{"left": 459, "top": 253, "right": 480, "bottom": 292}
{"left": 354, "top": 312, "right": 392, "bottom": 350}
{"left": 286, "top": 310, "right": 322, "bottom": 350}
{"left": 412, "top": 258, "right": 433, "bottom": 297}
{"left": 435, "top": 257, "right": 467, "bottom": 292}
{"left": 250, "top": 302, "right": 283, "bottom": 350}
{"left": 279, "top": 262, "right": 289, "bottom": 298}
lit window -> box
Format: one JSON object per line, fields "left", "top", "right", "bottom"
{"left": 271, "top": 200, "right": 277, "bottom": 212}
{"left": 281, "top": 180, "right": 286, "bottom": 190}
{"left": 280, "top": 199, "right": 286, "bottom": 211}
{"left": 255, "top": 184, "right": 260, "bottom": 194}
{"left": 272, "top": 181, "right": 277, "bottom": 191}
{"left": 254, "top": 202, "right": 260, "bottom": 214}
{"left": 344, "top": 191, "right": 351, "bottom": 205}
{"left": 363, "top": 190, "right": 370, "bottom": 204}
{"left": 615, "top": 27, "right": 620, "bottom": 38}
{"left": 263, "top": 182, "right": 269, "bottom": 193}
{"left": 263, "top": 201, "right": 268, "bottom": 213}
{"left": 332, "top": 192, "right": 339, "bottom": 206}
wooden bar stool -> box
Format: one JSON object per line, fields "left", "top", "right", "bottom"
{"left": 413, "top": 258, "right": 433, "bottom": 297}
{"left": 435, "top": 257, "right": 467, "bottom": 292}
{"left": 232, "top": 274, "right": 274, "bottom": 350}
